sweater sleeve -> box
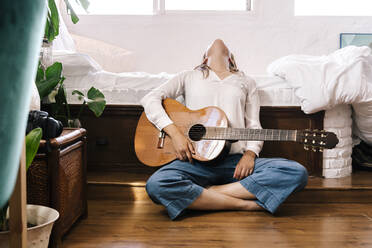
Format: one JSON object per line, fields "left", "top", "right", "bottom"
{"left": 140, "top": 70, "right": 188, "bottom": 130}
{"left": 244, "top": 78, "right": 264, "bottom": 157}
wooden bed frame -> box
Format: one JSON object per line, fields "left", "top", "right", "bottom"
{"left": 68, "top": 104, "right": 324, "bottom": 176}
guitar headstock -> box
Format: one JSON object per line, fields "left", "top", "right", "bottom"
{"left": 298, "top": 129, "right": 339, "bottom": 152}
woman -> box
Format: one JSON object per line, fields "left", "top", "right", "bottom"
{"left": 140, "top": 39, "right": 308, "bottom": 220}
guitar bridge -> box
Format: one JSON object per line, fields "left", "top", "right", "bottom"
{"left": 157, "top": 131, "right": 165, "bottom": 149}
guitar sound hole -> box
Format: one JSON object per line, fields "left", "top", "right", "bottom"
{"left": 189, "top": 124, "right": 206, "bottom": 141}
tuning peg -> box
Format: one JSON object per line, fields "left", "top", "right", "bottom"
{"left": 304, "top": 138, "right": 308, "bottom": 143}
{"left": 318, "top": 148, "right": 324, "bottom": 152}
{"left": 319, "top": 141, "right": 325, "bottom": 145}
{"left": 304, "top": 145, "right": 309, "bottom": 151}
{"left": 312, "top": 147, "right": 317, "bottom": 152}
{"left": 312, "top": 140, "right": 316, "bottom": 144}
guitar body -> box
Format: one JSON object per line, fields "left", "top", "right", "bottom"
{"left": 135, "top": 98, "right": 228, "bottom": 167}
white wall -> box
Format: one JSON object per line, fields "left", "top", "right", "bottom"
{"left": 64, "top": 0, "right": 372, "bottom": 74}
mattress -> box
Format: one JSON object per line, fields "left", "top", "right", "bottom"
{"left": 63, "top": 72, "right": 300, "bottom": 106}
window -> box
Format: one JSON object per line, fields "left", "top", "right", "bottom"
{"left": 70, "top": 0, "right": 154, "bottom": 15}
{"left": 295, "top": 0, "right": 372, "bottom": 16}
{"left": 70, "top": 0, "right": 251, "bottom": 15}
{"left": 165, "top": 0, "right": 251, "bottom": 11}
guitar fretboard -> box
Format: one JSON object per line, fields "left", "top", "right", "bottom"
{"left": 203, "top": 127, "right": 298, "bottom": 142}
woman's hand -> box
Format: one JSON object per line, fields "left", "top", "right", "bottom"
{"left": 233, "top": 150, "right": 256, "bottom": 180}
{"left": 163, "top": 124, "right": 195, "bottom": 163}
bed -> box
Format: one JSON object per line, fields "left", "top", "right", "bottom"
{"left": 53, "top": 51, "right": 352, "bottom": 178}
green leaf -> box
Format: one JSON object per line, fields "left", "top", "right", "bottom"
{"left": 36, "top": 62, "right": 45, "bottom": 83}
{"left": 25, "top": 128, "right": 42, "bottom": 171}
{"left": 86, "top": 87, "right": 106, "bottom": 117}
{"left": 64, "top": 0, "right": 79, "bottom": 24}
{"left": 44, "top": 15, "right": 53, "bottom": 42}
{"left": 36, "top": 63, "right": 63, "bottom": 98}
{"left": 48, "top": 0, "right": 60, "bottom": 37}
{"left": 44, "top": 0, "right": 60, "bottom": 42}
{"left": 56, "top": 81, "right": 67, "bottom": 104}
{"left": 72, "top": 90, "right": 85, "bottom": 101}
{"left": 36, "top": 78, "right": 61, "bottom": 98}
{"left": 70, "top": 9, "right": 79, "bottom": 24}
{"left": 72, "top": 90, "right": 84, "bottom": 97}
{"left": 45, "top": 62, "right": 63, "bottom": 80}
{"left": 87, "top": 86, "right": 104, "bottom": 100}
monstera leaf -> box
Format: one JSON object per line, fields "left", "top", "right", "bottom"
{"left": 72, "top": 87, "right": 106, "bottom": 118}
{"left": 45, "top": 0, "right": 60, "bottom": 42}
{"left": 35, "top": 62, "right": 64, "bottom": 98}
{"left": 86, "top": 87, "right": 106, "bottom": 117}
{"left": 45, "top": 0, "right": 90, "bottom": 41}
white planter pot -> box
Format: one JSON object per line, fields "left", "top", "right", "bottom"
{"left": 0, "top": 204, "right": 59, "bottom": 248}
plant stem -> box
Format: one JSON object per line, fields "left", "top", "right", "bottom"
{"left": 66, "top": 101, "right": 71, "bottom": 124}
{"left": 77, "top": 101, "right": 86, "bottom": 120}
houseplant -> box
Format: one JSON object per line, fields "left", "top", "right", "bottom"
{"left": 0, "top": 128, "right": 59, "bottom": 248}
{"left": 36, "top": 61, "right": 106, "bottom": 127}
{"left": 0, "top": 0, "right": 90, "bottom": 245}
{"left": 40, "top": 0, "right": 106, "bottom": 127}
{"left": 41, "top": 0, "right": 89, "bottom": 68}
{"left": 0, "top": 128, "right": 42, "bottom": 232}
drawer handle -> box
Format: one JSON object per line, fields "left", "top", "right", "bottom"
{"left": 96, "top": 137, "right": 108, "bottom": 146}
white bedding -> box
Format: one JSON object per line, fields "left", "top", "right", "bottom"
{"left": 69, "top": 75, "right": 299, "bottom": 107}
{"left": 55, "top": 51, "right": 300, "bottom": 107}
{"left": 267, "top": 46, "right": 372, "bottom": 145}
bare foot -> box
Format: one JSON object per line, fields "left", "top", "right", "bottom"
{"left": 188, "top": 188, "right": 264, "bottom": 212}
{"left": 242, "top": 200, "right": 264, "bottom": 211}
{"left": 208, "top": 182, "right": 257, "bottom": 200}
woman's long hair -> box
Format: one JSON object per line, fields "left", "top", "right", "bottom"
{"left": 194, "top": 53, "right": 240, "bottom": 78}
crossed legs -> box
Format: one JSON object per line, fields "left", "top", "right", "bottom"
{"left": 188, "top": 182, "right": 264, "bottom": 211}
{"left": 146, "top": 156, "right": 308, "bottom": 219}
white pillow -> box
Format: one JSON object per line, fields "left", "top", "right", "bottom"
{"left": 71, "top": 34, "right": 135, "bottom": 73}
{"left": 53, "top": 50, "right": 102, "bottom": 76}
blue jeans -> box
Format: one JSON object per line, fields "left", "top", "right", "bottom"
{"left": 146, "top": 154, "right": 308, "bottom": 220}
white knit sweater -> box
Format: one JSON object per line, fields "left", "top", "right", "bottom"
{"left": 140, "top": 69, "right": 263, "bottom": 156}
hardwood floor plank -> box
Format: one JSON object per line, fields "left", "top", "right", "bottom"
{"left": 73, "top": 171, "right": 372, "bottom": 247}
{"left": 63, "top": 184, "right": 372, "bottom": 248}
{"left": 88, "top": 169, "right": 372, "bottom": 190}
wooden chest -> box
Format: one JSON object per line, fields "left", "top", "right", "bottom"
{"left": 27, "top": 128, "right": 88, "bottom": 246}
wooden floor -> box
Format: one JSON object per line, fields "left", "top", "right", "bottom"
{"left": 62, "top": 170, "right": 372, "bottom": 248}
{"left": 87, "top": 168, "right": 372, "bottom": 189}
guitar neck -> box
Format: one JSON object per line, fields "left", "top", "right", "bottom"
{"left": 203, "top": 127, "right": 298, "bottom": 142}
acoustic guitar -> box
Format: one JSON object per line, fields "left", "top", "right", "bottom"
{"left": 135, "top": 98, "right": 339, "bottom": 167}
